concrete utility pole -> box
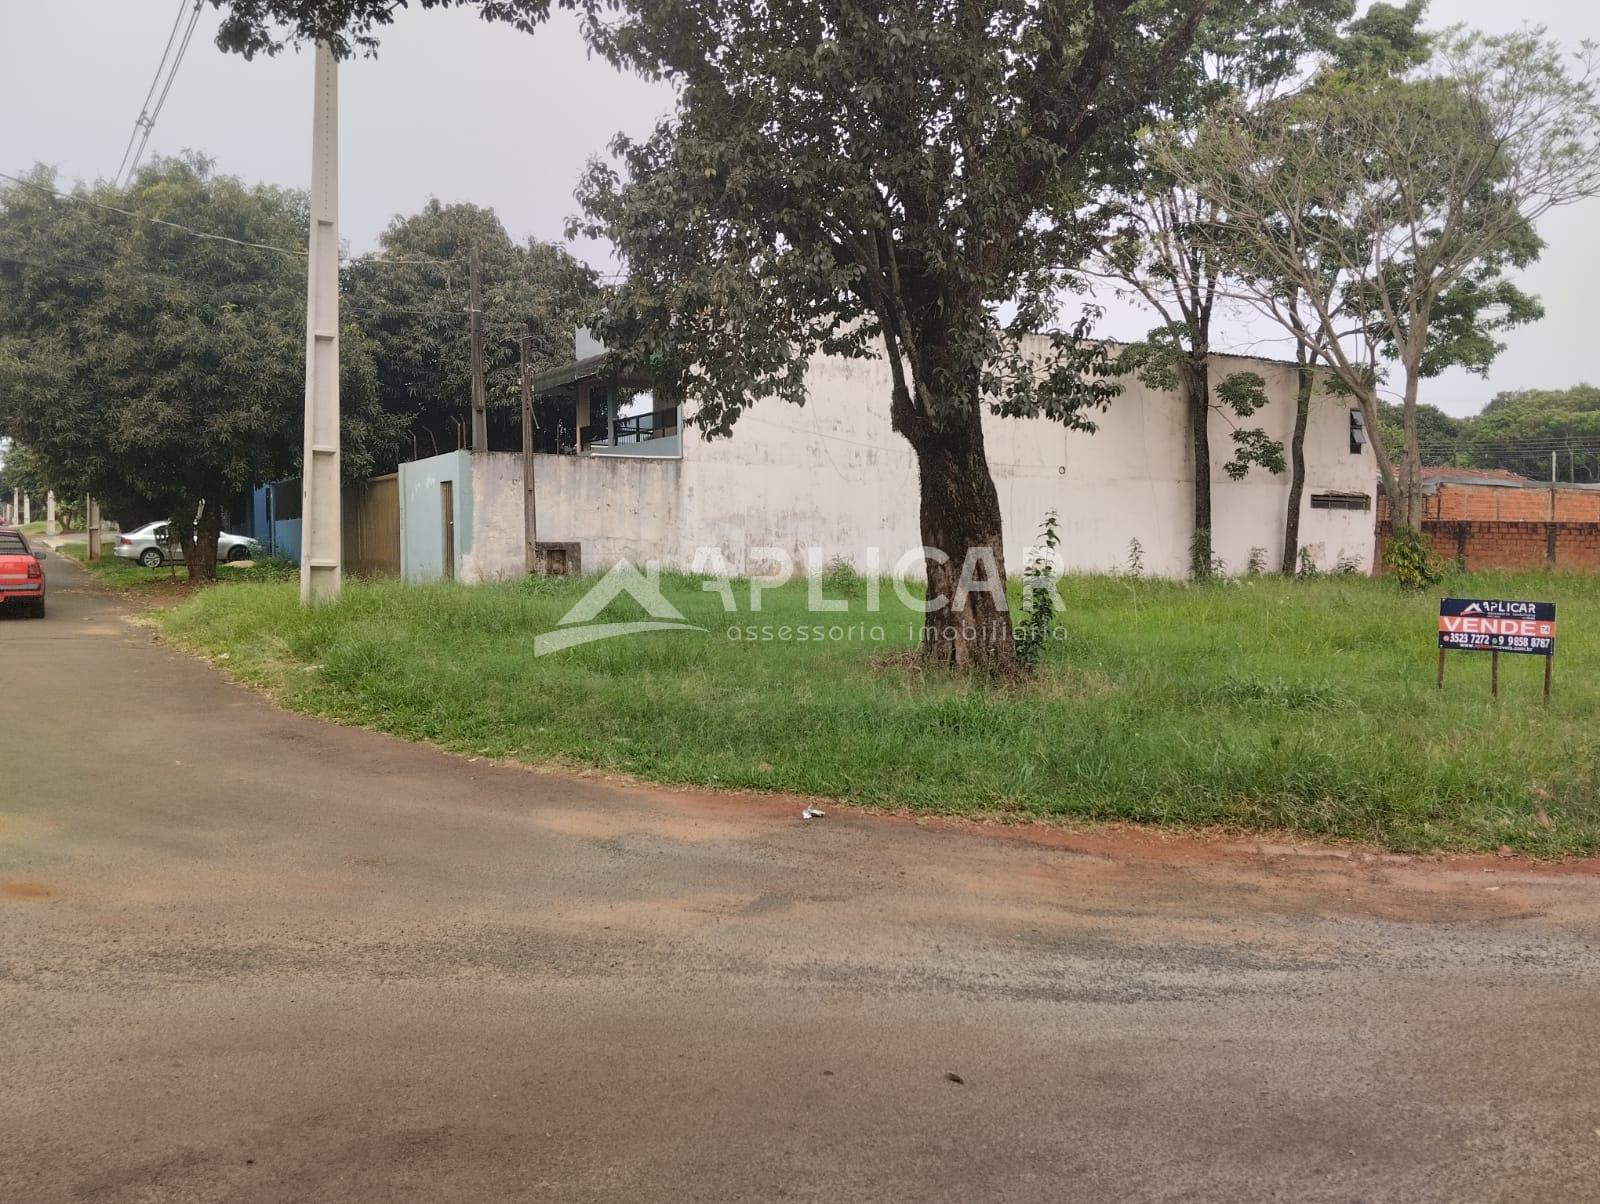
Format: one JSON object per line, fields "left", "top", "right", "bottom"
{"left": 469, "top": 244, "right": 487, "bottom": 452}
{"left": 22, "top": 494, "right": 30, "bottom": 525}
{"left": 10, "top": 488, "right": 17, "bottom": 524}
{"left": 520, "top": 325, "right": 538, "bottom": 574}
{"left": 46, "top": 491, "right": 56, "bottom": 536}
{"left": 299, "top": 42, "right": 342, "bottom": 605}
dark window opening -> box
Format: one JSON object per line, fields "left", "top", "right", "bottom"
{"left": 1310, "top": 491, "right": 1371, "bottom": 512}
{"left": 272, "top": 478, "right": 303, "bottom": 522}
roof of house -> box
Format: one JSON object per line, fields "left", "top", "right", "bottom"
{"left": 1422, "top": 466, "right": 1530, "bottom": 483}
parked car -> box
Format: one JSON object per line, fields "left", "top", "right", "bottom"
{"left": 0, "top": 526, "right": 47, "bottom": 617}
{"left": 113, "top": 521, "right": 263, "bottom": 569}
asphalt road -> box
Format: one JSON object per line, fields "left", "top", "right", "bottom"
{"left": 4, "top": 556, "right": 1600, "bottom": 1202}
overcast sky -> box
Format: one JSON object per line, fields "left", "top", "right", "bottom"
{"left": 1, "top": 0, "right": 1596, "bottom": 417}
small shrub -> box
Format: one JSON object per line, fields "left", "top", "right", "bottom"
{"left": 1246, "top": 546, "right": 1268, "bottom": 575}
{"left": 1383, "top": 527, "right": 1444, "bottom": 591}
{"left": 1015, "top": 511, "right": 1061, "bottom": 670}
{"left": 1189, "top": 527, "right": 1213, "bottom": 581}
{"left": 242, "top": 555, "right": 299, "bottom": 582}
{"left": 1297, "top": 546, "right": 1320, "bottom": 579}
{"left": 1334, "top": 553, "right": 1364, "bottom": 576}
{"left": 1125, "top": 537, "right": 1145, "bottom": 579}
{"left": 821, "top": 555, "right": 862, "bottom": 592}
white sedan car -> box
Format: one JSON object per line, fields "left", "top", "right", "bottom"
{"left": 113, "top": 521, "right": 263, "bottom": 569}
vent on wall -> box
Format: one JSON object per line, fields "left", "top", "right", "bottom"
{"left": 1310, "top": 491, "right": 1371, "bottom": 512}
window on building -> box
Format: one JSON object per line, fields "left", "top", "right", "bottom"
{"left": 1310, "top": 491, "right": 1371, "bottom": 512}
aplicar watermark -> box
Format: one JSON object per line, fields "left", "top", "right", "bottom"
{"left": 533, "top": 544, "right": 1065, "bottom": 656}
{"left": 532, "top": 560, "right": 706, "bottom": 656}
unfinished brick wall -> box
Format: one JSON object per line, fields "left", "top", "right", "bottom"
{"left": 1376, "top": 520, "right": 1600, "bottom": 572}
{"left": 1378, "top": 482, "right": 1600, "bottom": 523}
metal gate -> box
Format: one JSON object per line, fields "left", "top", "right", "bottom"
{"left": 341, "top": 473, "right": 400, "bottom": 577}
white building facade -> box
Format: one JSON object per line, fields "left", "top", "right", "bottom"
{"left": 398, "top": 338, "right": 1378, "bottom": 584}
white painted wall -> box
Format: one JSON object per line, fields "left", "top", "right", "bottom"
{"left": 450, "top": 338, "right": 1377, "bottom": 584}
{"left": 467, "top": 451, "right": 684, "bottom": 582}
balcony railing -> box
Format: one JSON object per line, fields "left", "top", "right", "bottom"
{"left": 608, "top": 407, "right": 680, "bottom": 445}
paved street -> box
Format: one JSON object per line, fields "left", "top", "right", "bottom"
{"left": 3, "top": 555, "right": 1600, "bottom": 1202}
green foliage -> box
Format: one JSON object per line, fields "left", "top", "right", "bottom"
{"left": 568, "top": 1, "right": 1265, "bottom": 444}
{"left": 1014, "top": 511, "right": 1061, "bottom": 669}
{"left": 1464, "top": 386, "right": 1600, "bottom": 481}
{"left": 210, "top": 0, "right": 563, "bottom": 60}
{"left": 1321, "top": 1, "right": 1430, "bottom": 76}
{"left": 1125, "top": 537, "right": 1146, "bottom": 579}
{"left": 343, "top": 200, "right": 597, "bottom": 460}
{"left": 820, "top": 556, "right": 862, "bottom": 593}
{"left": 1382, "top": 526, "right": 1444, "bottom": 591}
{"left": 0, "top": 441, "right": 53, "bottom": 499}
{"left": 1246, "top": 546, "right": 1268, "bottom": 575}
{"left": 1189, "top": 526, "right": 1214, "bottom": 581}
{"left": 0, "top": 156, "right": 401, "bottom": 530}
{"left": 1374, "top": 386, "right": 1600, "bottom": 481}
{"left": 1377, "top": 400, "right": 1466, "bottom": 466}
{"left": 1215, "top": 371, "right": 1286, "bottom": 479}
{"left": 1169, "top": 22, "right": 1598, "bottom": 522}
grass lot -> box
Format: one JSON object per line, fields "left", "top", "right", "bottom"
{"left": 151, "top": 567, "right": 1600, "bottom": 856}
{"left": 62, "top": 542, "right": 297, "bottom": 593}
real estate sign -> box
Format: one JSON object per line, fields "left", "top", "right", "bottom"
{"left": 1438, "top": 598, "right": 1556, "bottom": 657}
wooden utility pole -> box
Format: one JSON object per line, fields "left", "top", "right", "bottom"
{"left": 520, "top": 325, "right": 538, "bottom": 574}
{"left": 299, "top": 41, "right": 342, "bottom": 605}
{"left": 469, "top": 244, "right": 487, "bottom": 452}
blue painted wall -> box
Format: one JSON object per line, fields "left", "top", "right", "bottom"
{"left": 398, "top": 451, "right": 473, "bottom": 582}
{"left": 271, "top": 518, "right": 302, "bottom": 564}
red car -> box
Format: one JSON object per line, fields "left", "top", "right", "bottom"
{"left": 0, "top": 526, "right": 47, "bottom": 618}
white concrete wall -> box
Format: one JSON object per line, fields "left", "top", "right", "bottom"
{"left": 452, "top": 338, "right": 1378, "bottom": 583}
{"left": 466, "top": 451, "right": 683, "bottom": 583}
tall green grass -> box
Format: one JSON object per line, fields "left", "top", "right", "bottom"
{"left": 159, "top": 569, "right": 1600, "bottom": 855}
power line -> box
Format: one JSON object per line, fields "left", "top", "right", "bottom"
{"left": 116, "top": 0, "right": 205, "bottom": 188}
{"left": 113, "top": 0, "right": 190, "bottom": 186}
{"left": 0, "top": 171, "right": 308, "bottom": 258}
{"left": 0, "top": 248, "right": 464, "bottom": 319}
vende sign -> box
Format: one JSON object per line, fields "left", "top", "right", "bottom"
{"left": 1438, "top": 598, "right": 1556, "bottom": 656}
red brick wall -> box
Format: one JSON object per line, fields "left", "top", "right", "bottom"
{"left": 1377, "top": 483, "right": 1600, "bottom": 524}
{"left": 1376, "top": 520, "right": 1600, "bottom": 572}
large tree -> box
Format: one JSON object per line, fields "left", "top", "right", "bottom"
{"left": 343, "top": 200, "right": 597, "bottom": 462}
{"left": 1166, "top": 27, "right": 1600, "bottom": 533}
{"left": 571, "top": 0, "right": 1282, "bottom": 669}
{"left": 0, "top": 156, "right": 401, "bottom": 579}
{"left": 1462, "top": 386, "right": 1600, "bottom": 482}
{"left": 1376, "top": 400, "right": 1466, "bottom": 468}
{"left": 1093, "top": 0, "right": 1357, "bottom": 579}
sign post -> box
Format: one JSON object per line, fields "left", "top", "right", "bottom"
{"left": 1437, "top": 598, "right": 1556, "bottom": 702}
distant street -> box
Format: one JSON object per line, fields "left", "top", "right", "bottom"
{"left": 3, "top": 555, "right": 1600, "bottom": 1203}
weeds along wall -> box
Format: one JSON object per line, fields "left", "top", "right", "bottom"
{"left": 413, "top": 340, "right": 1379, "bottom": 584}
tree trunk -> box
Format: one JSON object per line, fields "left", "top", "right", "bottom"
{"left": 187, "top": 502, "right": 220, "bottom": 582}
{"left": 896, "top": 390, "right": 1015, "bottom": 672}
{"left": 1397, "top": 366, "right": 1425, "bottom": 530}
{"left": 1280, "top": 351, "right": 1313, "bottom": 574}
{"left": 1179, "top": 355, "right": 1212, "bottom": 578}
